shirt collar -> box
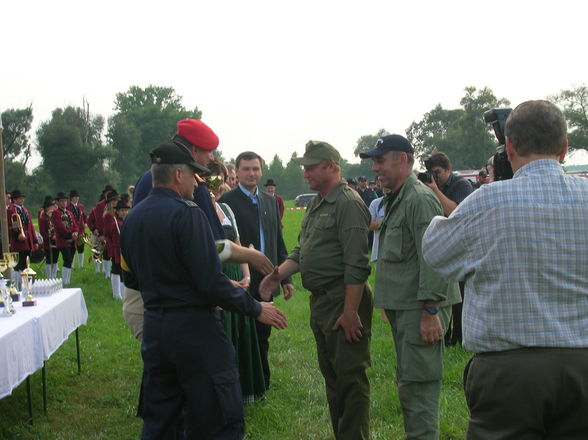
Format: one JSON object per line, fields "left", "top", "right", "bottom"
{"left": 513, "top": 158, "right": 564, "bottom": 179}
{"left": 238, "top": 182, "right": 258, "bottom": 198}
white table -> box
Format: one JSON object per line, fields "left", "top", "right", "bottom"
{"left": 0, "top": 288, "right": 88, "bottom": 406}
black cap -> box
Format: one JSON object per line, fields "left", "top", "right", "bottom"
{"left": 69, "top": 190, "right": 79, "bottom": 198}
{"left": 358, "top": 176, "right": 367, "bottom": 182}
{"left": 264, "top": 179, "right": 277, "bottom": 187}
{"left": 55, "top": 192, "right": 68, "bottom": 201}
{"left": 150, "top": 142, "right": 210, "bottom": 175}
{"left": 359, "top": 134, "right": 414, "bottom": 158}
{"left": 346, "top": 178, "right": 358, "bottom": 186}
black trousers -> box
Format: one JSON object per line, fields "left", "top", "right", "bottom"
{"left": 141, "top": 308, "right": 244, "bottom": 440}
{"left": 464, "top": 347, "right": 588, "bottom": 439}
{"left": 58, "top": 247, "right": 74, "bottom": 268}
{"left": 44, "top": 248, "right": 60, "bottom": 265}
{"left": 15, "top": 250, "right": 31, "bottom": 271}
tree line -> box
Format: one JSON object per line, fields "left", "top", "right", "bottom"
{"left": 2, "top": 84, "right": 587, "bottom": 207}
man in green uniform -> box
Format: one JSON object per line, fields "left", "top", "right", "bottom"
{"left": 360, "top": 135, "right": 461, "bottom": 440}
{"left": 259, "top": 141, "right": 373, "bottom": 440}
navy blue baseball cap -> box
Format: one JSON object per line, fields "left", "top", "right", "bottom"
{"left": 150, "top": 142, "right": 210, "bottom": 175}
{"left": 359, "top": 134, "right": 414, "bottom": 158}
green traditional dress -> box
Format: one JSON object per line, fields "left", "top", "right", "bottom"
{"left": 218, "top": 202, "right": 266, "bottom": 403}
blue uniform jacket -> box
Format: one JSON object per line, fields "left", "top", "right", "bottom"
{"left": 121, "top": 187, "right": 261, "bottom": 317}
{"left": 133, "top": 170, "right": 225, "bottom": 240}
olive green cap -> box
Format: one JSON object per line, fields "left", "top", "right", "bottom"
{"left": 296, "top": 140, "right": 341, "bottom": 166}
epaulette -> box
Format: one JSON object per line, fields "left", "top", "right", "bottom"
{"left": 179, "top": 199, "right": 199, "bottom": 208}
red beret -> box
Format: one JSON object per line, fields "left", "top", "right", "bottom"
{"left": 176, "top": 119, "right": 219, "bottom": 151}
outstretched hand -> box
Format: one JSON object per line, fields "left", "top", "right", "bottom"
{"left": 258, "top": 267, "right": 280, "bottom": 301}
{"left": 257, "top": 301, "right": 288, "bottom": 330}
{"left": 248, "top": 244, "right": 273, "bottom": 275}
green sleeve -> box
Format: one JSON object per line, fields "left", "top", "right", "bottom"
{"left": 337, "top": 198, "right": 371, "bottom": 285}
{"left": 409, "top": 194, "right": 449, "bottom": 302}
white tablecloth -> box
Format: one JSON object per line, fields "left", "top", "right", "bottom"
{"left": 0, "top": 288, "right": 88, "bottom": 399}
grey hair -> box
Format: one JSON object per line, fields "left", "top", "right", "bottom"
{"left": 151, "top": 163, "right": 192, "bottom": 186}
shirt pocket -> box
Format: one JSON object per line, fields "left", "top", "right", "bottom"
{"left": 314, "top": 214, "right": 336, "bottom": 230}
{"left": 381, "top": 223, "right": 404, "bottom": 262}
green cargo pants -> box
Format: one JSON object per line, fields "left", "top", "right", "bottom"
{"left": 310, "top": 282, "right": 373, "bottom": 440}
{"left": 385, "top": 307, "right": 451, "bottom": 440}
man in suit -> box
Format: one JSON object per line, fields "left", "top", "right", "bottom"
{"left": 219, "top": 151, "right": 294, "bottom": 390}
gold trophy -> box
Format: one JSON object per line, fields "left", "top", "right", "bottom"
{"left": 4, "top": 253, "right": 21, "bottom": 301}
{"left": 21, "top": 257, "right": 37, "bottom": 307}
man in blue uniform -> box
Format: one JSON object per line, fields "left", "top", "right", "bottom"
{"left": 124, "top": 119, "right": 273, "bottom": 341}
{"left": 121, "top": 141, "right": 288, "bottom": 440}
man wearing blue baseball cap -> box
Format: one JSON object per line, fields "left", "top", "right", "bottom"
{"left": 360, "top": 135, "right": 460, "bottom": 440}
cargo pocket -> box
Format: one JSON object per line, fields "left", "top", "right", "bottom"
{"left": 212, "top": 369, "right": 243, "bottom": 425}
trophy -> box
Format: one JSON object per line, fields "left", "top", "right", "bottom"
{"left": 0, "top": 276, "right": 14, "bottom": 317}
{"left": 205, "top": 175, "right": 224, "bottom": 202}
{"left": 21, "top": 257, "right": 37, "bottom": 307}
{"left": 4, "top": 252, "right": 19, "bottom": 273}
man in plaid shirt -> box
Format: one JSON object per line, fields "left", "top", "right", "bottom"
{"left": 422, "top": 100, "right": 588, "bottom": 439}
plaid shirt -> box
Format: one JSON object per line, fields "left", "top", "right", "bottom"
{"left": 422, "top": 159, "right": 588, "bottom": 353}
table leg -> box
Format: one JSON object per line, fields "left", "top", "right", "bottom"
{"left": 76, "top": 328, "right": 81, "bottom": 374}
{"left": 26, "top": 376, "right": 33, "bottom": 425}
{"left": 42, "top": 363, "right": 47, "bottom": 415}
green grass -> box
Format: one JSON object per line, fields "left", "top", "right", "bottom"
{"left": 0, "top": 204, "right": 470, "bottom": 439}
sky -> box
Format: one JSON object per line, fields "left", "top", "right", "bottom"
{"left": 2, "top": 0, "right": 587, "bottom": 170}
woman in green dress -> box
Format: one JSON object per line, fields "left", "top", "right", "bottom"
{"left": 208, "top": 159, "right": 266, "bottom": 403}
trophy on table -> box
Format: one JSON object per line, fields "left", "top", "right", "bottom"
{"left": 0, "top": 260, "right": 15, "bottom": 316}
{"left": 21, "top": 257, "right": 37, "bottom": 307}
{"left": 4, "top": 252, "right": 20, "bottom": 301}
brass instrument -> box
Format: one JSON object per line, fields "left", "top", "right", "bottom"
{"left": 205, "top": 175, "right": 224, "bottom": 201}
{"left": 10, "top": 213, "right": 27, "bottom": 241}
{"left": 81, "top": 234, "right": 105, "bottom": 264}
{"left": 48, "top": 215, "right": 56, "bottom": 247}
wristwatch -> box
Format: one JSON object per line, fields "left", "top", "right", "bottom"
{"left": 423, "top": 305, "right": 439, "bottom": 315}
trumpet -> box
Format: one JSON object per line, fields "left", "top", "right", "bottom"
{"left": 205, "top": 175, "right": 224, "bottom": 201}
{"left": 81, "top": 234, "right": 105, "bottom": 264}
{"left": 11, "top": 213, "right": 26, "bottom": 241}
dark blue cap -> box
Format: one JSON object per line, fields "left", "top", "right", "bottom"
{"left": 359, "top": 134, "right": 414, "bottom": 158}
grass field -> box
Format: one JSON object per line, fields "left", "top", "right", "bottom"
{"left": 0, "top": 201, "right": 471, "bottom": 439}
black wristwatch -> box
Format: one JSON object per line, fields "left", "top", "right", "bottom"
{"left": 423, "top": 305, "right": 439, "bottom": 315}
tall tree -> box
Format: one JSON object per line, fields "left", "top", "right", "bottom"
{"left": 406, "top": 86, "right": 510, "bottom": 169}
{"left": 37, "top": 106, "right": 116, "bottom": 202}
{"left": 280, "top": 153, "right": 306, "bottom": 199}
{"left": 107, "top": 85, "right": 203, "bottom": 189}
{"left": 266, "top": 154, "right": 285, "bottom": 185}
{"left": 551, "top": 84, "right": 588, "bottom": 151}
{"left": 1, "top": 106, "right": 34, "bottom": 166}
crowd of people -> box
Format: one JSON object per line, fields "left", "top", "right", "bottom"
{"left": 4, "top": 185, "right": 133, "bottom": 300}
{"left": 5, "top": 99, "right": 587, "bottom": 440}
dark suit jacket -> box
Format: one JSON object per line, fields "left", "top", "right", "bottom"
{"left": 219, "top": 186, "right": 291, "bottom": 298}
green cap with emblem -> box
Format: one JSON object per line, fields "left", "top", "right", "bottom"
{"left": 295, "top": 140, "right": 341, "bottom": 166}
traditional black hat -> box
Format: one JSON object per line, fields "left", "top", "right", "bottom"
{"left": 264, "top": 179, "right": 277, "bottom": 187}
{"left": 114, "top": 200, "right": 130, "bottom": 210}
{"left": 105, "top": 190, "right": 120, "bottom": 203}
{"left": 55, "top": 192, "right": 68, "bottom": 200}
{"left": 10, "top": 189, "right": 25, "bottom": 199}
{"left": 69, "top": 190, "right": 79, "bottom": 198}
{"left": 43, "top": 196, "right": 55, "bottom": 209}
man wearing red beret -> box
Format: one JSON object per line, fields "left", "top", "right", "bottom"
{"left": 126, "top": 119, "right": 274, "bottom": 341}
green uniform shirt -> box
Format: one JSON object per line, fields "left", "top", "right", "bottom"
{"left": 289, "top": 181, "right": 371, "bottom": 292}
{"left": 375, "top": 174, "right": 460, "bottom": 310}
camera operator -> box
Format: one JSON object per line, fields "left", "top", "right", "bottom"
{"left": 422, "top": 100, "right": 588, "bottom": 438}
{"left": 422, "top": 152, "right": 473, "bottom": 347}
{"left": 422, "top": 152, "right": 473, "bottom": 216}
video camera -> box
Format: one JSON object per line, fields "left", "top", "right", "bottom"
{"left": 484, "top": 108, "right": 513, "bottom": 181}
